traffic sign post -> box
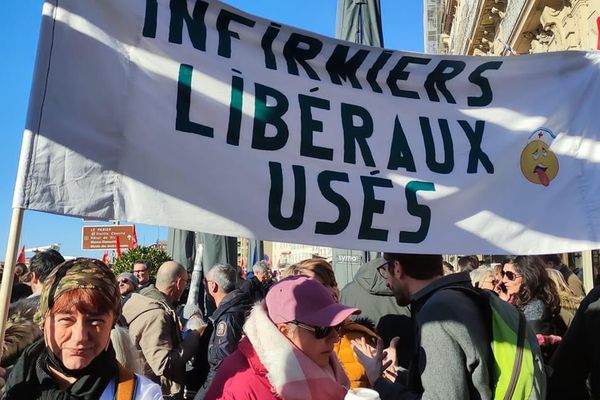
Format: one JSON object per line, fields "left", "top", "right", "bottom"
{"left": 82, "top": 225, "right": 135, "bottom": 250}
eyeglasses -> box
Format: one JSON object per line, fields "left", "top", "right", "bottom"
{"left": 290, "top": 321, "right": 342, "bottom": 339}
{"left": 501, "top": 270, "right": 522, "bottom": 281}
{"left": 376, "top": 261, "right": 392, "bottom": 279}
{"left": 118, "top": 279, "right": 130, "bottom": 284}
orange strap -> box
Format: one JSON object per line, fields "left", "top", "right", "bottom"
{"left": 116, "top": 363, "right": 136, "bottom": 400}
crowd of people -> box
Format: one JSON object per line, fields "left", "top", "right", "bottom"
{"left": 0, "top": 250, "right": 597, "bottom": 399}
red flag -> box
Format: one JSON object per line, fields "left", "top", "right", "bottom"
{"left": 131, "top": 225, "right": 138, "bottom": 249}
{"left": 16, "top": 246, "right": 26, "bottom": 263}
{"left": 115, "top": 235, "right": 122, "bottom": 258}
{"left": 597, "top": 17, "right": 600, "bottom": 50}
{"left": 102, "top": 251, "right": 109, "bottom": 265}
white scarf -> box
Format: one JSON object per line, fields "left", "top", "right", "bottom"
{"left": 243, "top": 302, "right": 351, "bottom": 400}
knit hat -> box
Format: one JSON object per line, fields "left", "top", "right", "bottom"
{"left": 34, "top": 258, "right": 120, "bottom": 326}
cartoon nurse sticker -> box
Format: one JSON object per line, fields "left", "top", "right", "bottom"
{"left": 520, "top": 128, "right": 559, "bottom": 187}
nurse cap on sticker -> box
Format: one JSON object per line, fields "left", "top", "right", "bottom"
{"left": 519, "top": 128, "right": 559, "bottom": 187}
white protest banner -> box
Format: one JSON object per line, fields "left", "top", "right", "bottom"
{"left": 13, "top": 0, "right": 600, "bottom": 254}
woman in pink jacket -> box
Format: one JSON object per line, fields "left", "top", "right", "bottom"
{"left": 204, "top": 275, "right": 360, "bottom": 400}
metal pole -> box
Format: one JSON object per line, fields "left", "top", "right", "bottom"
{"left": 186, "top": 236, "right": 204, "bottom": 315}
{"left": 0, "top": 207, "right": 25, "bottom": 359}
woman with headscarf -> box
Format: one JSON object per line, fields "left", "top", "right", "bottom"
{"left": 2, "top": 258, "right": 162, "bottom": 399}
{"left": 205, "top": 275, "right": 359, "bottom": 399}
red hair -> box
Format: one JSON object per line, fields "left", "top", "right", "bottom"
{"left": 52, "top": 288, "right": 120, "bottom": 321}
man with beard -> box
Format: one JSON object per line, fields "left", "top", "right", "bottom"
{"left": 352, "top": 253, "right": 545, "bottom": 399}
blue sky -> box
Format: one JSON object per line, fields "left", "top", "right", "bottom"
{"left": 0, "top": 0, "right": 424, "bottom": 260}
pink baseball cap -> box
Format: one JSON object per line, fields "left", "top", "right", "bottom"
{"left": 266, "top": 275, "right": 360, "bottom": 326}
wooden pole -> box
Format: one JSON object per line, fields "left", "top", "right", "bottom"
{"left": 0, "top": 207, "right": 25, "bottom": 359}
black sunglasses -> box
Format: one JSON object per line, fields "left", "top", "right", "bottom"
{"left": 501, "top": 270, "right": 522, "bottom": 281}
{"left": 290, "top": 321, "right": 342, "bottom": 339}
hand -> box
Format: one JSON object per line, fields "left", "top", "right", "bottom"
{"left": 494, "top": 282, "right": 509, "bottom": 301}
{"left": 351, "top": 337, "right": 392, "bottom": 386}
{"left": 382, "top": 336, "right": 400, "bottom": 381}
{"left": 183, "top": 304, "right": 202, "bottom": 320}
{"left": 536, "top": 334, "right": 562, "bottom": 347}
{"left": 185, "top": 315, "right": 208, "bottom": 335}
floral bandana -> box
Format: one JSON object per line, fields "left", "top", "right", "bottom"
{"left": 34, "top": 258, "right": 120, "bottom": 326}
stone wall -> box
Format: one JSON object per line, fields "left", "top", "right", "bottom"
{"left": 435, "top": 0, "right": 600, "bottom": 55}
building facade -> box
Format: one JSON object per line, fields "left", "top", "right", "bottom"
{"left": 237, "top": 238, "right": 331, "bottom": 271}
{"left": 426, "top": 0, "right": 600, "bottom": 55}
{"left": 271, "top": 242, "right": 332, "bottom": 267}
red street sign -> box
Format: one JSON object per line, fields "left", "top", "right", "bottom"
{"left": 82, "top": 225, "right": 135, "bottom": 250}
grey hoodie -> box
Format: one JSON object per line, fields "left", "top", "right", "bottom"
{"left": 339, "top": 257, "right": 410, "bottom": 327}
